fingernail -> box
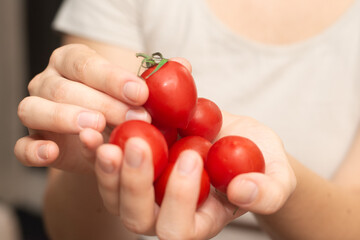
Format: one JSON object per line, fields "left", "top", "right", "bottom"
{"left": 125, "top": 109, "right": 149, "bottom": 122}
{"left": 77, "top": 112, "right": 99, "bottom": 129}
{"left": 123, "top": 82, "right": 142, "bottom": 103}
{"left": 37, "top": 144, "right": 48, "bottom": 161}
{"left": 98, "top": 157, "right": 115, "bottom": 173}
{"left": 236, "top": 180, "right": 258, "bottom": 204}
{"left": 125, "top": 140, "right": 144, "bottom": 168}
{"left": 177, "top": 151, "right": 198, "bottom": 175}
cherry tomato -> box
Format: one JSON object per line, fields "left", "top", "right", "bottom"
{"left": 168, "top": 136, "right": 212, "bottom": 163}
{"left": 141, "top": 61, "right": 197, "bottom": 128}
{"left": 154, "top": 162, "right": 210, "bottom": 208}
{"left": 178, "top": 98, "right": 222, "bottom": 142}
{"left": 205, "top": 136, "right": 265, "bottom": 193}
{"left": 109, "top": 120, "right": 168, "bottom": 181}
{"left": 152, "top": 121, "right": 178, "bottom": 148}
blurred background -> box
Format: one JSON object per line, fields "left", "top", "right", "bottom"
{"left": 1, "top": 0, "right": 63, "bottom": 239}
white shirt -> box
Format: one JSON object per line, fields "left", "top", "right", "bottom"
{"left": 53, "top": 0, "right": 360, "bottom": 239}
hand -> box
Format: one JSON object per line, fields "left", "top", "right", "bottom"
{"left": 94, "top": 111, "right": 296, "bottom": 239}
{"left": 95, "top": 139, "right": 244, "bottom": 239}
{"left": 219, "top": 112, "right": 296, "bottom": 214}
{"left": 14, "top": 44, "right": 150, "bottom": 174}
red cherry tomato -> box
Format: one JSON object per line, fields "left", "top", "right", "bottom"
{"left": 154, "top": 162, "right": 210, "bottom": 208}
{"left": 205, "top": 136, "right": 265, "bottom": 193}
{"left": 168, "top": 136, "right": 212, "bottom": 163}
{"left": 178, "top": 98, "right": 222, "bottom": 142}
{"left": 152, "top": 122, "right": 178, "bottom": 148}
{"left": 109, "top": 120, "right": 168, "bottom": 181}
{"left": 141, "top": 61, "right": 197, "bottom": 128}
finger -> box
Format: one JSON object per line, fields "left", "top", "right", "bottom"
{"left": 14, "top": 135, "right": 59, "bottom": 167}
{"left": 49, "top": 44, "right": 148, "bottom": 105}
{"left": 95, "top": 144, "right": 123, "bottom": 215}
{"left": 227, "top": 160, "right": 296, "bottom": 214}
{"left": 79, "top": 128, "right": 104, "bottom": 151}
{"left": 18, "top": 96, "right": 106, "bottom": 133}
{"left": 32, "top": 75, "right": 150, "bottom": 126}
{"left": 79, "top": 128, "right": 105, "bottom": 164}
{"left": 119, "top": 138, "right": 157, "bottom": 235}
{"left": 156, "top": 150, "right": 202, "bottom": 240}
{"left": 169, "top": 57, "right": 192, "bottom": 73}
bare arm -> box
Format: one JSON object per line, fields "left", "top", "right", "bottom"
{"left": 255, "top": 126, "right": 360, "bottom": 240}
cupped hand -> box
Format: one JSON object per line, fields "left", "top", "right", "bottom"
{"left": 95, "top": 138, "right": 244, "bottom": 239}
{"left": 220, "top": 112, "right": 296, "bottom": 215}
{"left": 95, "top": 111, "right": 296, "bottom": 239}
{"left": 14, "top": 44, "right": 150, "bottom": 173}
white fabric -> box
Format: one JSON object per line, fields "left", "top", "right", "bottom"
{"left": 53, "top": 0, "right": 360, "bottom": 239}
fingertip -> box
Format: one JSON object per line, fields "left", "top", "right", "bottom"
{"left": 46, "top": 142, "right": 60, "bottom": 162}
{"left": 125, "top": 137, "right": 152, "bottom": 156}
{"left": 125, "top": 108, "right": 151, "bottom": 123}
{"left": 79, "top": 128, "right": 104, "bottom": 150}
{"left": 77, "top": 111, "right": 106, "bottom": 132}
{"left": 96, "top": 144, "right": 123, "bottom": 173}
{"left": 175, "top": 150, "right": 202, "bottom": 176}
{"left": 227, "top": 173, "right": 287, "bottom": 215}
{"left": 97, "top": 144, "right": 123, "bottom": 163}
{"left": 123, "top": 79, "right": 149, "bottom": 106}
{"left": 227, "top": 175, "right": 259, "bottom": 207}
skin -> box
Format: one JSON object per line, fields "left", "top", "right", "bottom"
{"left": 14, "top": 0, "right": 360, "bottom": 239}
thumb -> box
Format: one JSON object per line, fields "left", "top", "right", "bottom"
{"left": 226, "top": 164, "right": 296, "bottom": 215}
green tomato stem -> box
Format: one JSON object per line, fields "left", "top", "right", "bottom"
{"left": 136, "top": 52, "right": 168, "bottom": 78}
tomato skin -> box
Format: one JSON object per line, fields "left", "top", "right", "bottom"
{"left": 205, "top": 136, "right": 265, "bottom": 193}
{"left": 168, "top": 136, "right": 212, "bottom": 163}
{"left": 152, "top": 122, "right": 178, "bottom": 148}
{"left": 154, "top": 162, "right": 210, "bottom": 208}
{"left": 109, "top": 120, "right": 168, "bottom": 181}
{"left": 178, "top": 98, "right": 222, "bottom": 142}
{"left": 141, "top": 61, "right": 197, "bottom": 129}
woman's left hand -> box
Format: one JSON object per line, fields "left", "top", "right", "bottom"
{"left": 94, "top": 111, "right": 296, "bottom": 239}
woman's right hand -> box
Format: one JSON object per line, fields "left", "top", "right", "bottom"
{"left": 14, "top": 44, "right": 150, "bottom": 174}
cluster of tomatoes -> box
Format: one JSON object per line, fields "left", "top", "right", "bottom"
{"left": 109, "top": 53, "right": 265, "bottom": 208}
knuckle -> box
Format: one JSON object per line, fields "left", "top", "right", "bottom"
{"left": 67, "top": 43, "right": 93, "bottom": 52}
{"left": 50, "top": 79, "right": 68, "bottom": 102}
{"left": 49, "top": 44, "right": 94, "bottom": 68}
{"left": 49, "top": 47, "right": 65, "bottom": 66}
{"left": 28, "top": 73, "right": 42, "bottom": 95}
{"left": 72, "top": 55, "right": 98, "bottom": 81}
{"left": 17, "top": 97, "right": 31, "bottom": 124}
